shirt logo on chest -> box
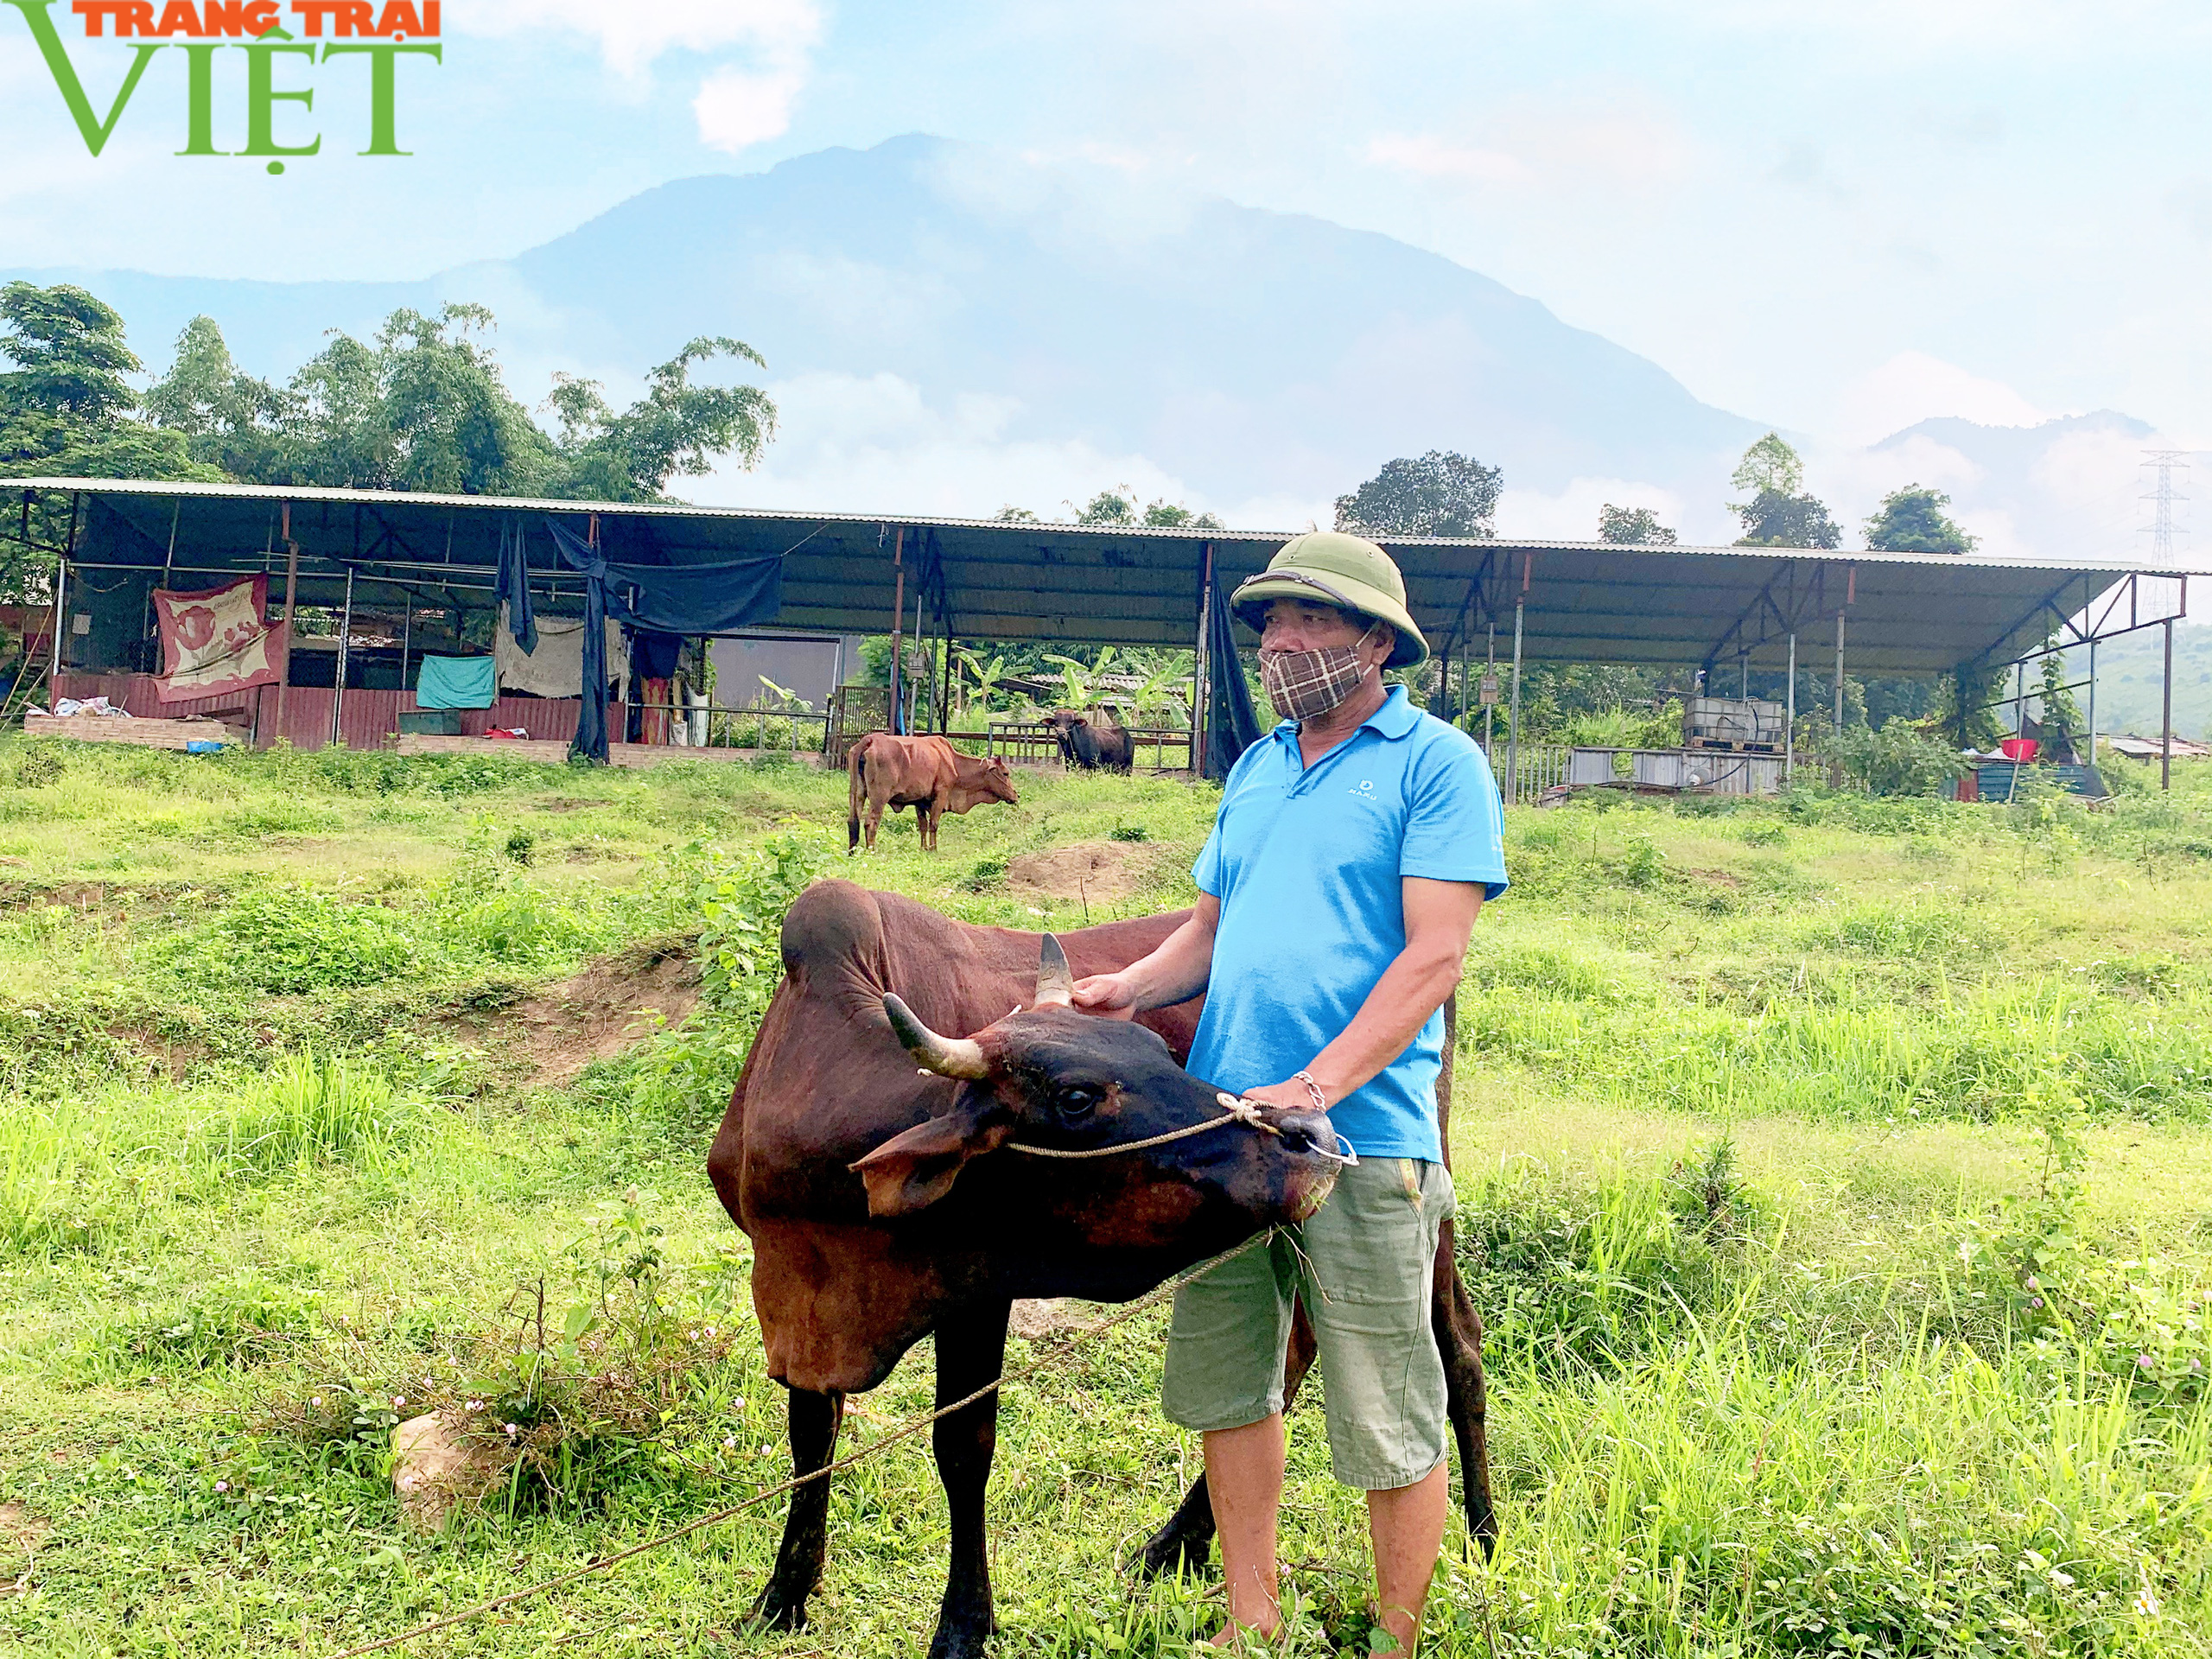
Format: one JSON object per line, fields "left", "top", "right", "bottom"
{"left": 1350, "top": 779, "right": 1378, "bottom": 802}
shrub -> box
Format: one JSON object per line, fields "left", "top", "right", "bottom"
{"left": 162, "top": 884, "right": 418, "bottom": 994}
{"left": 1826, "top": 718, "right": 1969, "bottom": 798}
{"left": 15, "top": 741, "right": 64, "bottom": 787}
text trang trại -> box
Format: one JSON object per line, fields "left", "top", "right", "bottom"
{"left": 4, "top": 0, "right": 443, "bottom": 164}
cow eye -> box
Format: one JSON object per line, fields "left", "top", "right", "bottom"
{"left": 1055, "top": 1085, "right": 1103, "bottom": 1118}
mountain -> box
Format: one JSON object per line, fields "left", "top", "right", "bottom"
{"left": 3, "top": 135, "right": 1764, "bottom": 529}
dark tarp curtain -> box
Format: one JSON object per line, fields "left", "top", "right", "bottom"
{"left": 496, "top": 518, "right": 536, "bottom": 654}
{"left": 1204, "top": 578, "right": 1262, "bottom": 779}
{"left": 543, "top": 518, "right": 783, "bottom": 762}
{"left": 630, "top": 631, "right": 683, "bottom": 682}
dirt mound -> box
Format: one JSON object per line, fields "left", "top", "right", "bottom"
{"left": 1005, "top": 842, "right": 1145, "bottom": 906}
{"left": 448, "top": 938, "right": 701, "bottom": 1088}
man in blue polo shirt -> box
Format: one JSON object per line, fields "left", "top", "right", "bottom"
{"left": 1072, "top": 531, "right": 1507, "bottom": 1653}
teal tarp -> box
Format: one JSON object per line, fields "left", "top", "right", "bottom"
{"left": 416, "top": 655, "right": 497, "bottom": 709}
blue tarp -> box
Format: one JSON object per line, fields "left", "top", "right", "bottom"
{"left": 542, "top": 518, "right": 783, "bottom": 762}
{"left": 416, "top": 655, "right": 497, "bottom": 709}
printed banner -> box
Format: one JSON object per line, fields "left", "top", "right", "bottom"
{"left": 152, "top": 575, "right": 285, "bottom": 703}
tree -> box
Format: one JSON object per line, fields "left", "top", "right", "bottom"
{"left": 1597, "top": 505, "right": 1676, "bottom": 545}
{"left": 1727, "top": 433, "right": 1840, "bottom": 550}
{"left": 147, "top": 305, "right": 778, "bottom": 501}
{"left": 1335, "top": 450, "right": 1501, "bottom": 537}
{"left": 1864, "top": 484, "right": 1975, "bottom": 554}
{"left": 1066, "top": 488, "right": 1219, "bottom": 529}
{"left": 1730, "top": 432, "right": 1802, "bottom": 499}
{"left": 0, "top": 283, "right": 214, "bottom": 599}
{"left": 542, "top": 336, "right": 774, "bottom": 502}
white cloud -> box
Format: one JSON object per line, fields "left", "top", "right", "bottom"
{"left": 1368, "top": 96, "right": 1691, "bottom": 194}
{"left": 1834, "top": 351, "right": 2053, "bottom": 446}
{"left": 695, "top": 66, "right": 808, "bottom": 153}
{"left": 1494, "top": 478, "right": 1701, "bottom": 542}
{"left": 461, "top": 1, "right": 821, "bottom": 77}
{"left": 690, "top": 371, "right": 1211, "bottom": 524}
{"left": 1366, "top": 135, "right": 1529, "bottom": 186}
{"left": 462, "top": 0, "right": 819, "bottom": 152}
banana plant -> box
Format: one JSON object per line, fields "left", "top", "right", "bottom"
{"left": 955, "top": 647, "right": 1011, "bottom": 720}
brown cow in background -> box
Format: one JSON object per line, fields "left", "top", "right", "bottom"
{"left": 847, "top": 733, "right": 1019, "bottom": 852}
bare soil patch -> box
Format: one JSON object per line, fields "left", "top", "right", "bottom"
{"left": 1, "top": 1500, "right": 48, "bottom": 1592}
{"left": 1008, "top": 1299, "right": 1077, "bottom": 1340}
{"left": 447, "top": 938, "right": 701, "bottom": 1088}
{"left": 1005, "top": 842, "right": 1145, "bottom": 906}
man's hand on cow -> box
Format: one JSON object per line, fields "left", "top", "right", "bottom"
{"left": 1241, "top": 1078, "right": 1325, "bottom": 1116}
{"left": 1069, "top": 973, "right": 1141, "bottom": 1020}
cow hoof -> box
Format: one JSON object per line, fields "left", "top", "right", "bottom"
{"left": 1135, "top": 1521, "right": 1214, "bottom": 1580}
{"left": 925, "top": 1618, "right": 994, "bottom": 1659}
{"left": 747, "top": 1586, "right": 810, "bottom": 1634}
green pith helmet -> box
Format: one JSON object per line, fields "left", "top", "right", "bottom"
{"left": 1228, "top": 531, "right": 1429, "bottom": 668}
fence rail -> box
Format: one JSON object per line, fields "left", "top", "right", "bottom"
{"left": 1480, "top": 741, "right": 1570, "bottom": 805}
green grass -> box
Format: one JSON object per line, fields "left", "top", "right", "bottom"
{"left": 1, "top": 739, "right": 2210, "bottom": 1656}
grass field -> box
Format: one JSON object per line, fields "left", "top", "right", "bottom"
{"left": 0, "top": 735, "right": 2208, "bottom": 1657}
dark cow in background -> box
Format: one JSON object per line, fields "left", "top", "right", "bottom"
{"left": 709, "top": 882, "right": 1498, "bottom": 1658}
{"left": 710, "top": 883, "right": 1343, "bottom": 1657}
{"left": 1044, "top": 709, "right": 1135, "bottom": 773}
{"left": 846, "top": 733, "right": 1019, "bottom": 853}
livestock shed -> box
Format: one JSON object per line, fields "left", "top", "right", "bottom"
{"left": 3, "top": 478, "right": 2201, "bottom": 786}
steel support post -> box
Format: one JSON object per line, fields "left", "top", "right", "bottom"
{"left": 886, "top": 527, "right": 905, "bottom": 734}
{"left": 330, "top": 565, "right": 354, "bottom": 748}
{"left": 1834, "top": 610, "right": 1846, "bottom": 733}
{"left": 1484, "top": 622, "right": 1495, "bottom": 757}
{"left": 273, "top": 503, "right": 301, "bottom": 746}
{"left": 2087, "top": 639, "right": 2097, "bottom": 765}
{"left": 1784, "top": 632, "right": 1796, "bottom": 784}
{"left": 1506, "top": 599, "right": 1524, "bottom": 805}
{"left": 2163, "top": 617, "right": 2175, "bottom": 791}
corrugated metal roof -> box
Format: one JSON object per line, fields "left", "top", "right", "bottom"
{"left": 10, "top": 477, "right": 2200, "bottom": 677}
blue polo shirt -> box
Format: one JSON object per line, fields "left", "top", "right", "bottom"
{"left": 1188, "top": 686, "right": 1508, "bottom": 1163}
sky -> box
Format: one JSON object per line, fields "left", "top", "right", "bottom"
{"left": 5, "top": 0, "right": 2212, "bottom": 545}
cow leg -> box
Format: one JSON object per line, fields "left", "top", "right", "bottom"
{"left": 928, "top": 1300, "right": 1012, "bottom": 1659}
{"left": 1135, "top": 1295, "right": 1319, "bottom": 1578}
{"left": 1435, "top": 1213, "right": 1497, "bottom": 1557}
{"left": 865, "top": 798, "right": 886, "bottom": 851}
{"left": 750, "top": 1385, "right": 844, "bottom": 1631}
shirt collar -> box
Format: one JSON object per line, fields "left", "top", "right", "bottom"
{"left": 1271, "top": 683, "right": 1421, "bottom": 747}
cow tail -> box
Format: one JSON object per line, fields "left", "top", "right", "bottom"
{"left": 846, "top": 739, "right": 866, "bottom": 853}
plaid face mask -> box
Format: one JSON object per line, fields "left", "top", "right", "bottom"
{"left": 1260, "top": 641, "right": 1373, "bottom": 721}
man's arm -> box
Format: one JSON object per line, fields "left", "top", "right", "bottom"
{"left": 1243, "top": 877, "right": 1482, "bottom": 1114}
{"left": 1070, "top": 893, "right": 1221, "bottom": 1019}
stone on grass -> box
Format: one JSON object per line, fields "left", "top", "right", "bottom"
{"left": 391, "top": 1413, "right": 495, "bottom": 1532}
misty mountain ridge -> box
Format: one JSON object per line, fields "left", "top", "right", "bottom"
{"left": 0, "top": 136, "right": 2171, "bottom": 554}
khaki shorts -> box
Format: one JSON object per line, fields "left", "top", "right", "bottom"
{"left": 1162, "top": 1156, "right": 1454, "bottom": 1491}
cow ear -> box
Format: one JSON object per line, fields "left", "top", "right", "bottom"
{"left": 850, "top": 1091, "right": 1013, "bottom": 1217}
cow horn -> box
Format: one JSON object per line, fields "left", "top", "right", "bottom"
{"left": 1034, "top": 933, "right": 1073, "bottom": 1007}
{"left": 883, "top": 994, "right": 990, "bottom": 1079}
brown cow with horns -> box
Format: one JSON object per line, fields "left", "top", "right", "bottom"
{"left": 709, "top": 881, "right": 1497, "bottom": 1659}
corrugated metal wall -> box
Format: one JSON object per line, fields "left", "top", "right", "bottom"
{"left": 52, "top": 673, "right": 582, "bottom": 752}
